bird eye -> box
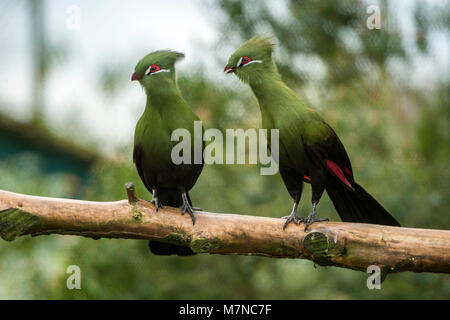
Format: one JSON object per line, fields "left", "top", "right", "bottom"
{"left": 238, "top": 56, "right": 252, "bottom": 67}
{"left": 146, "top": 64, "right": 161, "bottom": 75}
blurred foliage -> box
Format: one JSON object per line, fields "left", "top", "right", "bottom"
{"left": 0, "top": 0, "right": 449, "bottom": 299}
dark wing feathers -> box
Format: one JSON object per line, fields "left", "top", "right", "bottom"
{"left": 304, "top": 122, "right": 400, "bottom": 226}
{"left": 133, "top": 145, "right": 153, "bottom": 194}
{"left": 304, "top": 122, "right": 354, "bottom": 188}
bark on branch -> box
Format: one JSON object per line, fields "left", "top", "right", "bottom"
{"left": 0, "top": 186, "right": 449, "bottom": 275}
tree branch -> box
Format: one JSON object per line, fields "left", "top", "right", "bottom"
{"left": 0, "top": 185, "right": 449, "bottom": 275}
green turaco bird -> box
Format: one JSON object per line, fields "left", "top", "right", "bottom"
{"left": 132, "top": 50, "right": 203, "bottom": 255}
{"left": 225, "top": 35, "right": 400, "bottom": 230}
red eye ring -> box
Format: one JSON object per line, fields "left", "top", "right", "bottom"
{"left": 147, "top": 64, "right": 161, "bottom": 75}
{"left": 150, "top": 64, "right": 161, "bottom": 72}
{"left": 238, "top": 56, "right": 252, "bottom": 67}
{"left": 241, "top": 56, "right": 251, "bottom": 64}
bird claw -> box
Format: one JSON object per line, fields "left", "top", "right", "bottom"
{"left": 150, "top": 198, "right": 163, "bottom": 211}
{"left": 303, "top": 214, "right": 328, "bottom": 231}
{"left": 282, "top": 212, "right": 304, "bottom": 229}
{"left": 282, "top": 209, "right": 328, "bottom": 231}
{"left": 180, "top": 193, "right": 196, "bottom": 225}
{"left": 180, "top": 203, "right": 196, "bottom": 225}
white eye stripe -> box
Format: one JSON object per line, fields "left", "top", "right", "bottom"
{"left": 242, "top": 60, "right": 262, "bottom": 67}
{"left": 151, "top": 69, "right": 170, "bottom": 75}
{"left": 236, "top": 57, "right": 263, "bottom": 68}
{"left": 145, "top": 67, "right": 171, "bottom": 75}
{"left": 236, "top": 57, "right": 243, "bottom": 68}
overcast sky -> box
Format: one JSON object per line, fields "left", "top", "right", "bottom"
{"left": 0, "top": 0, "right": 448, "bottom": 155}
{"left": 0, "top": 0, "right": 226, "bottom": 153}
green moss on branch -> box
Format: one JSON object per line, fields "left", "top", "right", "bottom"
{"left": 303, "top": 232, "right": 341, "bottom": 266}
{"left": 0, "top": 208, "right": 41, "bottom": 241}
{"left": 190, "top": 237, "right": 221, "bottom": 253}
{"left": 164, "top": 231, "right": 192, "bottom": 246}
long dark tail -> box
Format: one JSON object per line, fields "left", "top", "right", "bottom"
{"left": 326, "top": 182, "right": 400, "bottom": 227}
{"left": 148, "top": 189, "right": 196, "bottom": 256}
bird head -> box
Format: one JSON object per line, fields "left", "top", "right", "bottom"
{"left": 131, "top": 50, "right": 185, "bottom": 88}
{"left": 224, "top": 34, "right": 276, "bottom": 84}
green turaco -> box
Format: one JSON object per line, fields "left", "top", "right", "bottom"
{"left": 225, "top": 35, "right": 400, "bottom": 230}
{"left": 132, "top": 50, "right": 203, "bottom": 255}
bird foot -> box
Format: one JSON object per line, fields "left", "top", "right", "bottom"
{"left": 282, "top": 212, "right": 305, "bottom": 229}
{"left": 180, "top": 203, "right": 196, "bottom": 225}
{"left": 303, "top": 213, "right": 328, "bottom": 231}
{"left": 150, "top": 198, "right": 163, "bottom": 211}
{"left": 180, "top": 193, "right": 196, "bottom": 225}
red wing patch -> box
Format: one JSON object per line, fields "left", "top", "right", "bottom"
{"left": 345, "top": 168, "right": 352, "bottom": 176}
{"left": 325, "top": 160, "right": 354, "bottom": 190}
{"left": 303, "top": 175, "right": 311, "bottom": 183}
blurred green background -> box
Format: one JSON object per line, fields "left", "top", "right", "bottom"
{"left": 0, "top": 0, "right": 449, "bottom": 299}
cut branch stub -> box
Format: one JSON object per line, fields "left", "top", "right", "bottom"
{"left": 303, "top": 231, "right": 342, "bottom": 266}
{"left": 125, "top": 182, "right": 139, "bottom": 204}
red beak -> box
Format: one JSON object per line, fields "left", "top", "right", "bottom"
{"left": 224, "top": 64, "right": 235, "bottom": 74}
{"left": 131, "top": 72, "right": 142, "bottom": 81}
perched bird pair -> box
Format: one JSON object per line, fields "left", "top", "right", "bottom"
{"left": 132, "top": 35, "right": 400, "bottom": 255}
